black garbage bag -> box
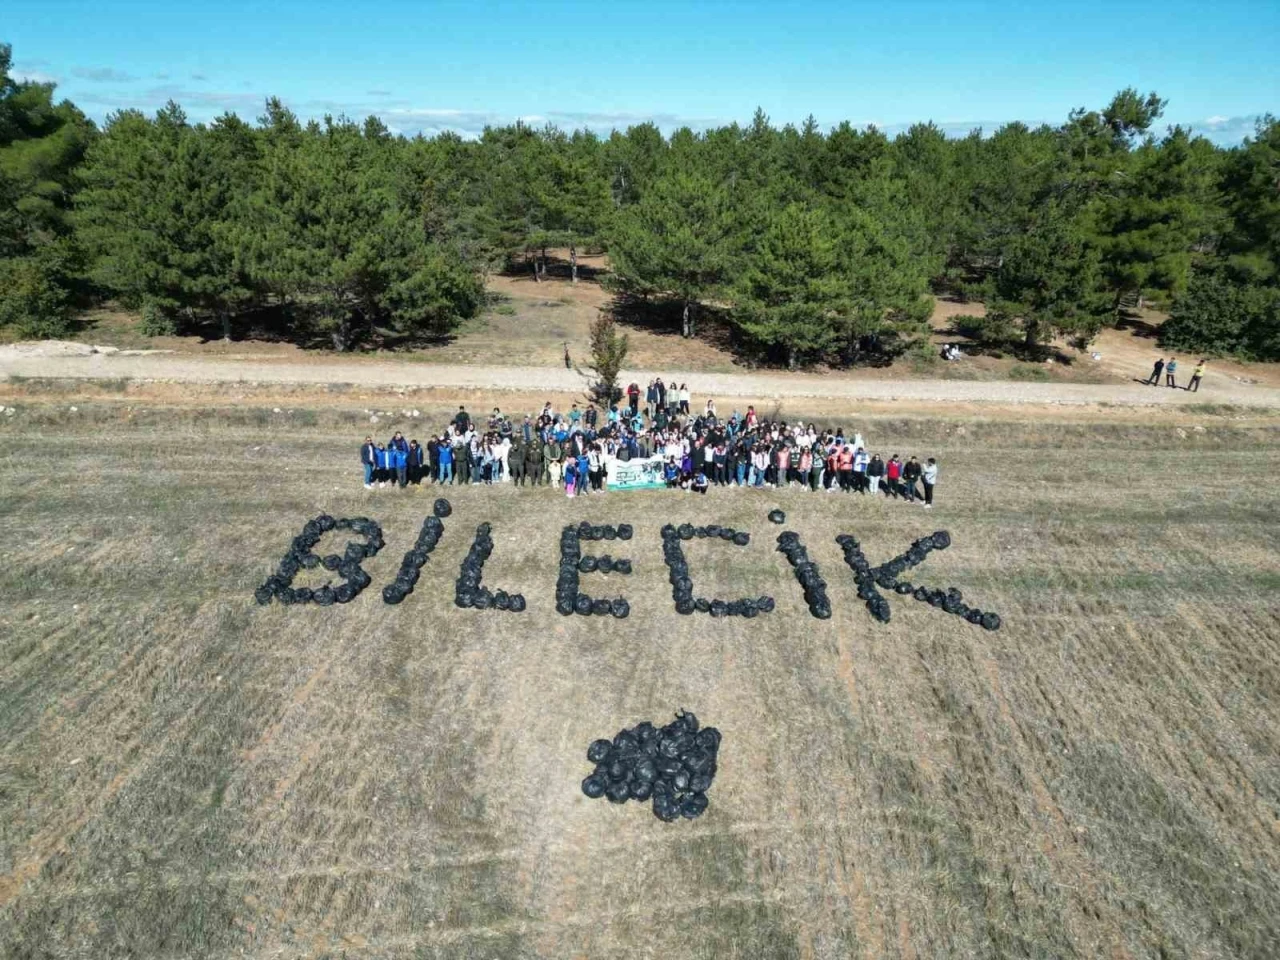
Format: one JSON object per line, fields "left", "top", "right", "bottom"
{"left": 578, "top": 556, "right": 598, "bottom": 574}
{"left": 493, "top": 591, "right": 510, "bottom": 611}
{"left": 768, "top": 509, "right": 786, "bottom": 524}
{"left": 605, "top": 780, "right": 629, "bottom": 804}
{"left": 914, "top": 586, "right": 930, "bottom": 602}
{"left": 300, "top": 553, "right": 321, "bottom": 569}
{"left": 433, "top": 498, "right": 452, "bottom": 518}
{"left": 629, "top": 779, "right": 653, "bottom": 802}
{"left": 676, "top": 599, "right": 695, "bottom": 615}
{"left": 591, "top": 598, "right": 612, "bottom": 617}
{"left": 966, "top": 608, "right": 983, "bottom": 624}
{"left": 601, "top": 525, "right": 617, "bottom": 541}
{"left": 610, "top": 598, "right": 630, "bottom": 619}
{"left": 678, "top": 523, "right": 695, "bottom": 540}
{"left": 334, "top": 583, "right": 356, "bottom": 604}
{"left": 473, "top": 591, "right": 493, "bottom": 610}
{"left": 582, "top": 775, "right": 606, "bottom": 799}
{"left": 614, "top": 558, "right": 632, "bottom": 575}
{"left": 587, "top": 739, "right": 613, "bottom": 763}
{"left": 293, "top": 586, "right": 314, "bottom": 604}
{"left": 980, "top": 612, "right": 1002, "bottom": 631}
{"left": 383, "top": 585, "right": 405, "bottom": 605}
{"left": 680, "top": 793, "right": 709, "bottom": 819}
{"left": 694, "top": 527, "right": 709, "bottom": 538}
{"left": 556, "top": 598, "right": 574, "bottom": 616}
{"left": 653, "top": 793, "right": 681, "bottom": 822}
{"left": 454, "top": 591, "right": 473, "bottom": 608}
{"left": 895, "top": 582, "right": 914, "bottom": 595}
{"left": 254, "top": 585, "right": 273, "bottom": 605}
{"left": 758, "top": 596, "right": 776, "bottom": 613}
{"left": 509, "top": 593, "right": 526, "bottom": 612}
{"left": 575, "top": 594, "right": 593, "bottom": 616}
{"left": 694, "top": 598, "right": 711, "bottom": 613}
{"left": 617, "top": 524, "right": 633, "bottom": 540}
{"left": 634, "top": 757, "right": 657, "bottom": 782}
{"left": 709, "top": 600, "right": 728, "bottom": 618}
{"left": 809, "top": 600, "right": 833, "bottom": 619}
{"left": 931, "top": 530, "right": 952, "bottom": 550}
{"left": 597, "top": 555, "right": 614, "bottom": 573}
{"left": 732, "top": 531, "right": 750, "bottom": 546}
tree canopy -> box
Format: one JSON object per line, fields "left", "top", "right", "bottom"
{"left": 0, "top": 41, "right": 1276, "bottom": 361}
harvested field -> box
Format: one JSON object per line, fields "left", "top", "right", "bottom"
{"left": 1, "top": 400, "right": 1279, "bottom": 959}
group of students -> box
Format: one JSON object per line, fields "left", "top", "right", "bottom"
{"left": 358, "top": 394, "right": 943, "bottom": 507}
{"left": 1146, "top": 356, "right": 1206, "bottom": 391}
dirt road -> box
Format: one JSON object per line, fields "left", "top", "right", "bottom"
{"left": 2, "top": 344, "right": 1276, "bottom": 407}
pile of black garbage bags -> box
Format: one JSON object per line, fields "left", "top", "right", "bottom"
{"left": 555, "top": 522, "right": 632, "bottom": 618}
{"left": 581, "top": 711, "right": 720, "bottom": 821}
{"left": 455, "top": 521, "right": 526, "bottom": 611}
{"left": 255, "top": 514, "right": 381, "bottom": 606}
{"left": 661, "top": 523, "right": 773, "bottom": 617}
{"left": 382, "top": 515, "right": 444, "bottom": 605}
{"left": 776, "top": 530, "right": 831, "bottom": 619}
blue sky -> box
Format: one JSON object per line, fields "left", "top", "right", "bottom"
{"left": 7, "top": 0, "right": 1277, "bottom": 143}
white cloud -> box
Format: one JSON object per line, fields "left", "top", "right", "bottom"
{"left": 72, "top": 66, "right": 137, "bottom": 83}
{"left": 12, "top": 68, "right": 59, "bottom": 85}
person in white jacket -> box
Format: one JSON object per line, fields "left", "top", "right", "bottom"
{"left": 922, "top": 458, "right": 938, "bottom": 508}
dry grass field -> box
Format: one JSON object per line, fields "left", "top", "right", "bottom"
{"left": 1, "top": 396, "right": 1279, "bottom": 959}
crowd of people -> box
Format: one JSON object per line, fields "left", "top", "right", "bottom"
{"left": 358, "top": 378, "right": 942, "bottom": 508}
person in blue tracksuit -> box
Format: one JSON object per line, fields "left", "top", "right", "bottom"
{"left": 360, "top": 436, "right": 377, "bottom": 488}
{"left": 437, "top": 433, "right": 454, "bottom": 484}
{"left": 373, "top": 443, "right": 389, "bottom": 487}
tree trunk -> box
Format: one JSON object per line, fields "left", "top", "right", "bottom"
{"left": 529, "top": 249, "right": 539, "bottom": 282}
{"left": 331, "top": 311, "right": 352, "bottom": 352}
{"left": 787, "top": 346, "right": 797, "bottom": 370}
{"left": 220, "top": 310, "right": 231, "bottom": 343}
{"left": 1023, "top": 317, "right": 1040, "bottom": 351}
{"left": 570, "top": 244, "right": 578, "bottom": 284}
{"left": 682, "top": 301, "right": 694, "bottom": 339}
{"left": 540, "top": 245, "right": 548, "bottom": 279}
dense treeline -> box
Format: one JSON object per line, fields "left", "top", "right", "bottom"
{"left": 1, "top": 43, "right": 1277, "bottom": 360}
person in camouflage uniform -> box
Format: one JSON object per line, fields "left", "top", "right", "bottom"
{"left": 525, "top": 434, "right": 544, "bottom": 485}
{"left": 508, "top": 435, "right": 526, "bottom": 485}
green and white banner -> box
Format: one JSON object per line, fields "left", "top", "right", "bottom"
{"left": 606, "top": 456, "right": 667, "bottom": 491}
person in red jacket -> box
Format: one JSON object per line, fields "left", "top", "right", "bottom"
{"left": 885, "top": 454, "right": 903, "bottom": 498}
{"left": 627, "top": 382, "right": 641, "bottom": 415}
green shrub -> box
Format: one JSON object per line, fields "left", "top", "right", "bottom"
{"left": 952, "top": 312, "right": 1019, "bottom": 344}
{"left": 138, "top": 301, "right": 179, "bottom": 337}
{"left": 0, "top": 255, "right": 74, "bottom": 338}
{"left": 1161, "top": 271, "right": 1280, "bottom": 360}
{"left": 1009, "top": 363, "right": 1050, "bottom": 382}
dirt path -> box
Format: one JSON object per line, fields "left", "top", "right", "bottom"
{"left": 2, "top": 347, "right": 1277, "bottom": 408}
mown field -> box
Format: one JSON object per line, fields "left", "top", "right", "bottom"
{"left": 1, "top": 400, "right": 1278, "bottom": 960}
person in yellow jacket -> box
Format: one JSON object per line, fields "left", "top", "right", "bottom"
{"left": 1188, "top": 359, "right": 1206, "bottom": 392}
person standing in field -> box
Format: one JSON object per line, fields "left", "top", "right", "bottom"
{"left": 1147, "top": 357, "right": 1164, "bottom": 385}
{"left": 1188, "top": 359, "right": 1206, "bottom": 392}
{"left": 885, "top": 455, "right": 903, "bottom": 498}
{"left": 1165, "top": 357, "right": 1178, "bottom": 388}
{"left": 867, "top": 453, "right": 885, "bottom": 495}
{"left": 922, "top": 457, "right": 938, "bottom": 508}
{"left": 437, "top": 433, "right": 454, "bottom": 484}
{"left": 546, "top": 435, "right": 564, "bottom": 489}
{"left": 901, "top": 456, "right": 922, "bottom": 502}
{"left": 360, "top": 436, "right": 377, "bottom": 488}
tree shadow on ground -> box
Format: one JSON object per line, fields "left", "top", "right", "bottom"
{"left": 499, "top": 253, "right": 606, "bottom": 284}
{"left": 183, "top": 302, "right": 460, "bottom": 353}
{"left": 938, "top": 319, "right": 1078, "bottom": 365}
{"left": 1116, "top": 310, "right": 1161, "bottom": 339}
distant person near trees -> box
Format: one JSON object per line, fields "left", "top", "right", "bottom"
{"left": 1165, "top": 357, "right": 1178, "bottom": 388}
{"left": 1188, "top": 360, "right": 1206, "bottom": 392}
{"left": 1147, "top": 357, "right": 1165, "bottom": 385}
